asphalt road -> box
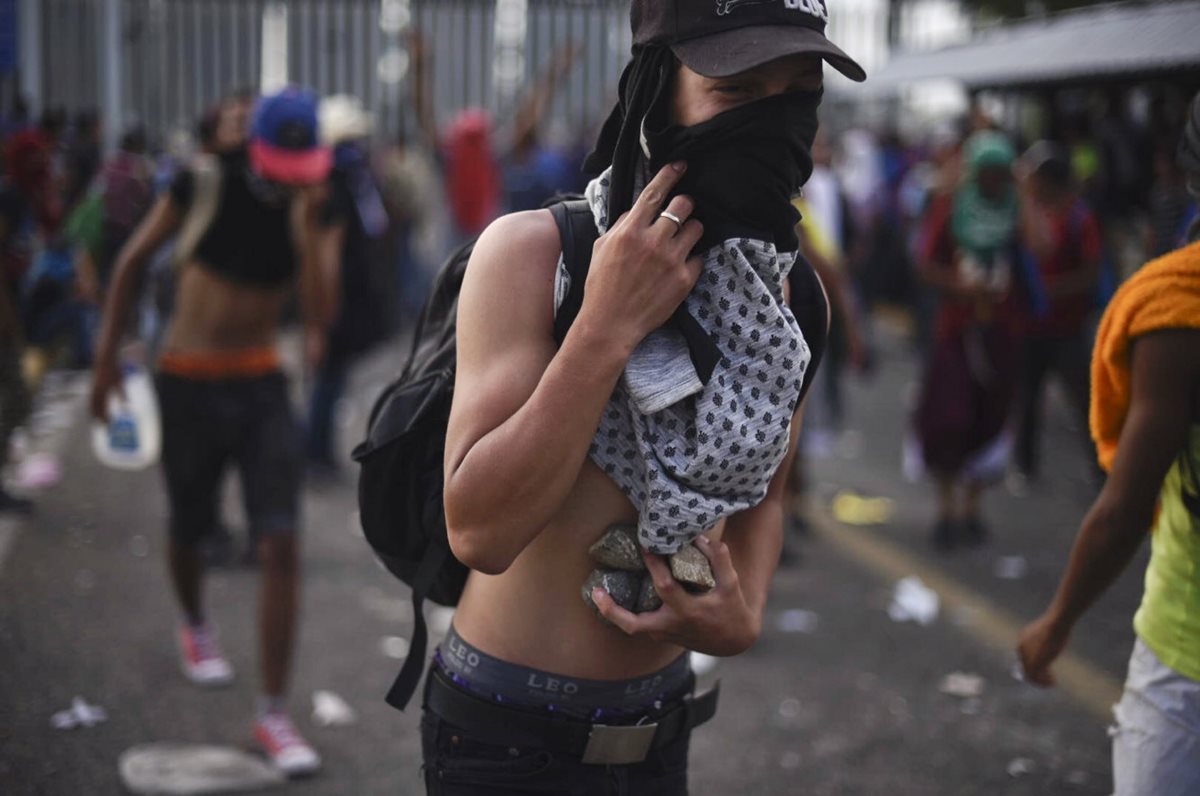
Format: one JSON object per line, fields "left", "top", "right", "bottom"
{"left": 0, "top": 323, "right": 1141, "bottom": 795}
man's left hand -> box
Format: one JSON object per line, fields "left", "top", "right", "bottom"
{"left": 592, "top": 535, "right": 760, "bottom": 657}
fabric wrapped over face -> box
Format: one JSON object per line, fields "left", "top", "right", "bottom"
{"left": 640, "top": 87, "right": 821, "bottom": 252}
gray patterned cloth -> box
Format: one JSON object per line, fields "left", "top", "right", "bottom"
{"left": 554, "top": 168, "right": 811, "bottom": 554}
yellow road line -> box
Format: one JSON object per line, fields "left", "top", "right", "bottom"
{"left": 805, "top": 505, "right": 1123, "bottom": 723}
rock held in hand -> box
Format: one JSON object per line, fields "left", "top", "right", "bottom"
{"left": 587, "top": 524, "right": 644, "bottom": 571}
{"left": 669, "top": 544, "right": 715, "bottom": 591}
{"left": 582, "top": 568, "right": 641, "bottom": 620}
{"left": 636, "top": 574, "right": 662, "bottom": 613}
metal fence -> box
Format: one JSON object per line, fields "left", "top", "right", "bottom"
{"left": 32, "top": 0, "right": 912, "bottom": 148}
{"left": 35, "top": 0, "right": 635, "bottom": 146}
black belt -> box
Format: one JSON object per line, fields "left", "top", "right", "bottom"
{"left": 424, "top": 667, "right": 720, "bottom": 766}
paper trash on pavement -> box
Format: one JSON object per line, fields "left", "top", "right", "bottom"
{"left": 119, "top": 743, "right": 285, "bottom": 793}
{"left": 887, "top": 576, "right": 939, "bottom": 625}
{"left": 1006, "top": 757, "right": 1035, "bottom": 778}
{"left": 380, "top": 636, "right": 410, "bottom": 660}
{"left": 938, "top": 672, "right": 986, "bottom": 699}
{"left": 831, "top": 490, "right": 895, "bottom": 526}
{"left": 993, "top": 556, "right": 1029, "bottom": 580}
{"left": 51, "top": 697, "right": 108, "bottom": 729}
{"left": 312, "top": 690, "right": 358, "bottom": 727}
{"left": 775, "top": 609, "right": 819, "bottom": 634}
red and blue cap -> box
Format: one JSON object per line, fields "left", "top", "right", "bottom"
{"left": 248, "top": 87, "right": 332, "bottom": 185}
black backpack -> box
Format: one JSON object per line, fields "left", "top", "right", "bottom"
{"left": 351, "top": 198, "right": 598, "bottom": 711}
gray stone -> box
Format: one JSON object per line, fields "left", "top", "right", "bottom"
{"left": 669, "top": 544, "right": 716, "bottom": 591}
{"left": 119, "top": 743, "right": 285, "bottom": 794}
{"left": 635, "top": 574, "right": 662, "bottom": 613}
{"left": 582, "top": 568, "right": 641, "bottom": 620}
{"left": 587, "top": 524, "right": 644, "bottom": 571}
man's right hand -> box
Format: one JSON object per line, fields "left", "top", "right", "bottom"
{"left": 90, "top": 358, "right": 124, "bottom": 423}
{"left": 1016, "top": 612, "right": 1070, "bottom": 687}
{"left": 580, "top": 162, "right": 705, "bottom": 351}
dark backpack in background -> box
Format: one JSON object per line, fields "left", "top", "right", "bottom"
{"left": 352, "top": 198, "right": 598, "bottom": 711}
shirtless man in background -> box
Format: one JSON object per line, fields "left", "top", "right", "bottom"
{"left": 89, "top": 88, "right": 339, "bottom": 777}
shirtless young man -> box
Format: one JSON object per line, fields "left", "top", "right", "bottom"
{"left": 424, "top": 2, "right": 864, "bottom": 792}
{"left": 89, "top": 88, "right": 339, "bottom": 776}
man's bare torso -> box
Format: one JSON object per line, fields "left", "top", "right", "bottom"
{"left": 161, "top": 260, "right": 290, "bottom": 354}
{"left": 449, "top": 207, "right": 728, "bottom": 679}
{"left": 455, "top": 457, "right": 723, "bottom": 679}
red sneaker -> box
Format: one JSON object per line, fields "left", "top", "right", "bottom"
{"left": 254, "top": 712, "right": 322, "bottom": 777}
{"left": 176, "top": 624, "right": 234, "bottom": 686}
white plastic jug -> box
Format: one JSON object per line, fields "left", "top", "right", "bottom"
{"left": 91, "top": 364, "right": 161, "bottom": 470}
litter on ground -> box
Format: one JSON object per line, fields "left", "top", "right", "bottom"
{"left": 887, "top": 576, "right": 939, "bottom": 626}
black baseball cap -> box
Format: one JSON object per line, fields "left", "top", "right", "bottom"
{"left": 633, "top": 0, "right": 865, "bottom": 83}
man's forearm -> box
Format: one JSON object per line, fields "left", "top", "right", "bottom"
{"left": 1047, "top": 498, "right": 1149, "bottom": 631}
{"left": 444, "top": 317, "right": 633, "bottom": 573}
{"left": 721, "top": 496, "right": 785, "bottom": 629}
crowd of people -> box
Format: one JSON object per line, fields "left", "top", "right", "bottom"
{"left": 0, "top": 65, "right": 593, "bottom": 776}
{"left": 2, "top": 1, "right": 1198, "bottom": 792}
{"left": 781, "top": 91, "right": 1197, "bottom": 553}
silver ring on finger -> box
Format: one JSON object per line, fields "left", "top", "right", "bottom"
{"left": 659, "top": 210, "right": 684, "bottom": 232}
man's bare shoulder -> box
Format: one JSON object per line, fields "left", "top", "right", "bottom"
{"left": 457, "top": 209, "right": 564, "bottom": 355}
{"left": 467, "top": 209, "right": 563, "bottom": 286}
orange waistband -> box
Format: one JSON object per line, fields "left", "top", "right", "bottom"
{"left": 158, "top": 347, "right": 281, "bottom": 380}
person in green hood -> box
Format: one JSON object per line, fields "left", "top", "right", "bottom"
{"left": 911, "top": 130, "right": 1022, "bottom": 550}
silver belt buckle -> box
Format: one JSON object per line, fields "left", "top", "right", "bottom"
{"left": 580, "top": 722, "right": 658, "bottom": 765}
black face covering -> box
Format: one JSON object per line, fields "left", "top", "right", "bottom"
{"left": 642, "top": 87, "right": 820, "bottom": 251}
{"left": 586, "top": 46, "right": 822, "bottom": 250}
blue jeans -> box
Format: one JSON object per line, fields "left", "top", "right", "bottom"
{"left": 420, "top": 683, "right": 691, "bottom": 795}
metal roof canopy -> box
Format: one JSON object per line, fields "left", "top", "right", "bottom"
{"left": 871, "top": 1, "right": 1200, "bottom": 91}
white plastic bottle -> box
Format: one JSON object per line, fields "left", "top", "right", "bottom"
{"left": 91, "top": 364, "right": 161, "bottom": 470}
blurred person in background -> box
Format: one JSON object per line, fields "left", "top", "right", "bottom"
{"left": 797, "top": 128, "right": 866, "bottom": 439}
{"left": 501, "top": 42, "right": 583, "bottom": 213}
{"left": 63, "top": 110, "right": 102, "bottom": 211}
{"left": 1145, "top": 143, "right": 1197, "bottom": 259}
{"left": 1012, "top": 141, "right": 1102, "bottom": 486}
{"left": 409, "top": 32, "right": 584, "bottom": 244}
{"left": 379, "top": 127, "right": 442, "bottom": 323}
{"left": 65, "top": 126, "right": 155, "bottom": 369}
{"left": 36, "top": 108, "right": 67, "bottom": 189}
{"left": 9, "top": 127, "right": 85, "bottom": 382}
{"left": 781, "top": 130, "right": 865, "bottom": 557}
{"left": 305, "top": 94, "right": 390, "bottom": 474}
{"left": 911, "top": 131, "right": 1022, "bottom": 550}
{"left": 1018, "top": 92, "right": 1200, "bottom": 796}
{"left": 898, "top": 121, "right": 964, "bottom": 359}
{"left": 88, "top": 87, "right": 338, "bottom": 777}
{"left": 95, "top": 127, "right": 154, "bottom": 294}
{"left": 0, "top": 136, "right": 37, "bottom": 513}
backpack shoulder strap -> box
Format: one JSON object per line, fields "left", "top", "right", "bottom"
{"left": 173, "top": 154, "right": 222, "bottom": 271}
{"left": 384, "top": 539, "right": 451, "bottom": 711}
{"left": 549, "top": 199, "right": 599, "bottom": 345}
